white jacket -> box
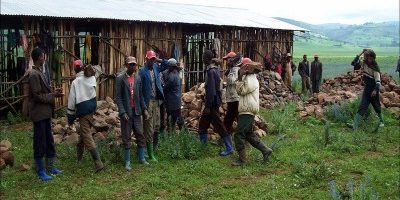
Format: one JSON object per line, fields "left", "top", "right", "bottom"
{"left": 236, "top": 73, "right": 259, "bottom": 115}
{"left": 67, "top": 71, "right": 97, "bottom": 117}
{"left": 226, "top": 66, "right": 240, "bottom": 102}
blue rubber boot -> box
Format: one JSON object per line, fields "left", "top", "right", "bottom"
{"left": 124, "top": 149, "right": 132, "bottom": 171}
{"left": 199, "top": 133, "right": 208, "bottom": 144}
{"left": 35, "top": 158, "right": 53, "bottom": 181}
{"left": 47, "top": 157, "right": 62, "bottom": 175}
{"left": 219, "top": 136, "right": 234, "bottom": 156}
{"left": 138, "top": 147, "right": 149, "bottom": 165}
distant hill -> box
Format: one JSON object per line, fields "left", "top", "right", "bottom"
{"left": 274, "top": 17, "right": 400, "bottom": 47}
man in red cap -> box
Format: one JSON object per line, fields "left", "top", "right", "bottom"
{"left": 68, "top": 59, "right": 104, "bottom": 173}
{"left": 139, "top": 50, "right": 169, "bottom": 162}
{"left": 223, "top": 51, "right": 241, "bottom": 140}
{"left": 115, "top": 56, "right": 149, "bottom": 171}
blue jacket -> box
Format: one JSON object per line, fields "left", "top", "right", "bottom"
{"left": 204, "top": 64, "right": 222, "bottom": 108}
{"left": 139, "top": 60, "right": 168, "bottom": 107}
{"left": 115, "top": 72, "right": 146, "bottom": 117}
{"left": 163, "top": 69, "right": 182, "bottom": 111}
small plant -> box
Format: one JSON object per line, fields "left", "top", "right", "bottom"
{"left": 159, "top": 127, "right": 204, "bottom": 160}
{"left": 6, "top": 111, "right": 26, "bottom": 125}
{"left": 55, "top": 107, "right": 67, "bottom": 118}
{"left": 292, "top": 159, "right": 334, "bottom": 188}
{"left": 329, "top": 176, "right": 379, "bottom": 200}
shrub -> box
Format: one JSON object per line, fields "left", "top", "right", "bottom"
{"left": 329, "top": 176, "right": 379, "bottom": 200}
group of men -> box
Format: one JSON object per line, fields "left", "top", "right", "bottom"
{"left": 27, "top": 46, "right": 276, "bottom": 181}
{"left": 298, "top": 54, "right": 323, "bottom": 94}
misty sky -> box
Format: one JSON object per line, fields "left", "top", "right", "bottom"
{"left": 151, "top": 0, "right": 399, "bottom": 24}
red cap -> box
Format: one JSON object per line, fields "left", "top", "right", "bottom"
{"left": 73, "top": 60, "right": 83, "bottom": 70}
{"left": 223, "top": 51, "right": 237, "bottom": 60}
{"left": 240, "top": 57, "right": 252, "bottom": 66}
{"left": 145, "top": 50, "right": 157, "bottom": 59}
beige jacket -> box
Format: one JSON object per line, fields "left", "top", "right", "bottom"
{"left": 236, "top": 73, "right": 259, "bottom": 115}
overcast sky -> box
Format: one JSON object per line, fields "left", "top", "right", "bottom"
{"left": 151, "top": 0, "right": 399, "bottom": 24}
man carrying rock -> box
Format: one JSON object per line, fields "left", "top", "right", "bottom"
{"left": 232, "top": 58, "right": 272, "bottom": 166}
{"left": 298, "top": 54, "right": 311, "bottom": 95}
{"left": 28, "top": 47, "right": 63, "bottom": 181}
{"left": 348, "top": 49, "right": 384, "bottom": 130}
{"left": 282, "top": 53, "right": 296, "bottom": 90}
{"left": 310, "top": 54, "right": 323, "bottom": 93}
{"left": 139, "top": 50, "right": 169, "bottom": 161}
{"left": 115, "top": 56, "right": 149, "bottom": 171}
{"left": 67, "top": 60, "right": 104, "bottom": 173}
{"left": 198, "top": 50, "right": 233, "bottom": 156}
{"left": 223, "top": 51, "right": 241, "bottom": 138}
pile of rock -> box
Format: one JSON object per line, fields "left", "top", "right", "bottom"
{"left": 181, "top": 83, "right": 269, "bottom": 139}
{"left": 0, "top": 140, "right": 14, "bottom": 170}
{"left": 298, "top": 70, "right": 400, "bottom": 118}
{"left": 51, "top": 96, "right": 122, "bottom": 146}
{"left": 258, "top": 70, "right": 301, "bottom": 109}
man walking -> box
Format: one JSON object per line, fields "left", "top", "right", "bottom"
{"left": 222, "top": 51, "right": 241, "bottom": 138}
{"left": 67, "top": 60, "right": 104, "bottom": 172}
{"left": 28, "top": 47, "right": 63, "bottom": 181}
{"left": 198, "top": 50, "right": 233, "bottom": 156}
{"left": 298, "top": 55, "right": 311, "bottom": 95}
{"left": 232, "top": 58, "right": 272, "bottom": 166}
{"left": 115, "top": 56, "right": 149, "bottom": 171}
{"left": 310, "top": 54, "right": 323, "bottom": 93}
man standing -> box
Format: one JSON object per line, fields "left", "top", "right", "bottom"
{"left": 28, "top": 47, "right": 63, "bottom": 181}
{"left": 223, "top": 51, "right": 241, "bottom": 138}
{"left": 67, "top": 60, "right": 104, "bottom": 173}
{"left": 298, "top": 55, "right": 311, "bottom": 95}
{"left": 396, "top": 56, "right": 400, "bottom": 79}
{"left": 198, "top": 50, "right": 233, "bottom": 156}
{"left": 163, "top": 58, "right": 184, "bottom": 133}
{"left": 310, "top": 54, "right": 323, "bottom": 93}
{"left": 232, "top": 58, "right": 272, "bottom": 166}
{"left": 139, "top": 50, "right": 169, "bottom": 161}
{"left": 282, "top": 53, "right": 296, "bottom": 90}
{"left": 115, "top": 56, "right": 149, "bottom": 171}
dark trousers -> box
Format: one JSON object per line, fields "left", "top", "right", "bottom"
{"left": 301, "top": 76, "right": 311, "bottom": 94}
{"left": 121, "top": 112, "right": 146, "bottom": 149}
{"left": 167, "top": 108, "right": 184, "bottom": 130}
{"left": 234, "top": 114, "right": 266, "bottom": 152}
{"left": 198, "top": 107, "right": 227, "bottom": 138}
{"left": 33, "top": 118, "right": 55, "bottom": 159}
{"left": 223, "top": 101, "right": 239, "bottom": 133}
{"left": 311, "top": 79, "right": 321, "bottom": 93}
{"left": 357, "top": 84, "right": 381, "bottom": 116}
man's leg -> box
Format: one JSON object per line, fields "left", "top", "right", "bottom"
{"left": 33, "top": 120, "right": 52, "bottom": 181}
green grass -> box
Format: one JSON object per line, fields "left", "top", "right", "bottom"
{"left": 1, "top": 102, "right": 399, "bottom": 200}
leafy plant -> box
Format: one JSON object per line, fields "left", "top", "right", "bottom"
{"left": 329, "top": 176, "right": 379, "bottom": 200}
{"left": 6, "top": 111, "right": 26, "bottom": 125}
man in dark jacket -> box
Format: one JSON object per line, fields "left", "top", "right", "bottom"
{"left": 28, "top": 47, "right": 63, "bottom": 181}
{"left": 139, "top": 50, "right": 169, "bottom": 161}
{"left": 396, "top": 56, "right": 400, "bottom": 79}
{"left": 67, "top": 60, "right": 103, "bottom": 173}
{"left": 116, "top": 56, "right": 149, "bottom": 170}
{"left": 198, "top": 50, "right": 233, "bottom": 156}
{"left": 298, "top": 55, "right": 311, "bottom": 94}
{"left": 310, "top": 54, "right": 323, "bottom": 93}
{"left": 163, "top": 58, "right": 184, "bottom": 133}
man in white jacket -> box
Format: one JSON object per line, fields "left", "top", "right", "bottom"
{"left": 67, "top": 60, "right": 104, "bottom": 172}
{"left": 232, "top": 58, "right": 272, "bottom": 166}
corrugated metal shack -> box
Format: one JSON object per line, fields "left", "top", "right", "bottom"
{"left": 0, "top": 0, "right": 305, "bottom": 117}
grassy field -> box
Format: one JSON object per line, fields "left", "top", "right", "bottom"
{"left": 1, "top": 102, "right": 399, "bottom": 200}
{"left": 293, "top": 39, "right": 400, "bottom": 81}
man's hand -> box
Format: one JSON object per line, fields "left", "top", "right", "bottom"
{"left": 371, "top": 90, "right": 378, "bottom": 97}
{"left": 238, "top": 69, "right": 247, "bottom": 81}
{"left": 54, "top": 88, "right": 64, "bottom": 97}
{"left": 143, "top": 110, "right": 150, "bottom": 120}
{"left": 155, "top": 58, "right": 163, "bottom": 63}
{"left": 203, "top": 107, "right": 211, "bottom": 115}
{"left": 123, "top": 113, "right": 129, "bottom": 121}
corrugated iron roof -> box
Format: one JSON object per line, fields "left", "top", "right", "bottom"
{"left": 0, "top": 0, "right": 306, "bottom": 31}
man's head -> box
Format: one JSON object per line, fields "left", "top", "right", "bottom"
{"left": 73, "top": 60, "right": 83, "bottom": 73}
{"left": 314, "top": 54, "right": 319, "bottom": 61}
{"left": 364, "top": 49, "right": 376, "bottom": 64}
{"left": 303, "top": 55, "right": 307, "bottom": 60}
{"left": 167, "top": 58, "right": 179, "bottom": 70}
{"left": 145, "top": 50, "right": 157, "bottom": 69}
{"left": 31, "top": 47, "right": 45, "bottom": 66}
{"left": 202, "top": 50, "right": 214, "bottom": 65}
{"left": 223, "top": 51, "right": 237, "bottom": 67}
{"left": 286, "top": 53, "right": 292, "bottom": 61}
{"left": 125, "top": 56, "right": 137, "bottom": 75}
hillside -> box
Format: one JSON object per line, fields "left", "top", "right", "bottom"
{"left": 275, "top": 17, "right": 400, "bottom": 47}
